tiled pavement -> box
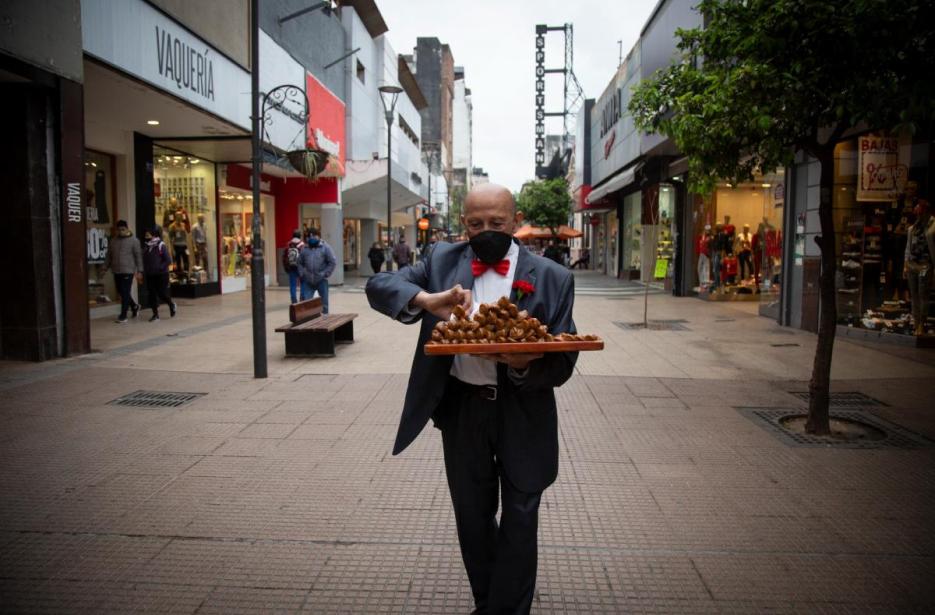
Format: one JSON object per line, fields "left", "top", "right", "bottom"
{"left": 1, "top": 273, "right": 934, "bottom": 613}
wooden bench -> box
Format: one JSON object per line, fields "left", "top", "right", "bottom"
{"left": 275, "top": 297, "right": 357, "bottom": 357}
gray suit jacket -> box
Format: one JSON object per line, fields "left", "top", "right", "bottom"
{"left": 365, "top": 240, "right": 578, "bottom": 492}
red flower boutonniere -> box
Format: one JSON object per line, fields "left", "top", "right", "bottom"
{"left": 513, "top": 280, "right": 535, "bottom": 300}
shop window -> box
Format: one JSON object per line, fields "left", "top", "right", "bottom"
{"left": 343, "top": 219, "right": 360, "bottom": 267}
{"left": 835, "top": 132, "right": 932, "bottom": 337}
{"left": 86, "top": 150, "right": 117, "bottom": 307}
{"left": 693, "top": 171, "right": 785, "bottom": 303}
{"left": 219, "top": 189, "right": 266, "bottom": 281}
{"left": 153, "top": 146, "right": 218, "bottom": 290}
{"left": 356, "top": 59, "right": 365, "bottom": 84}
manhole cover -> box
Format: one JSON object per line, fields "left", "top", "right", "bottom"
{"left": 109, "top": 390, "right": 206, "bottom": 408}
{"left": 789, "top": 391, "right": 886, "bottom": 408}
{"left": 614, "top": 319, "right": 689, "bottom": 331}
{"left": 735, "top": 407, "right": 931, "bottom": 449}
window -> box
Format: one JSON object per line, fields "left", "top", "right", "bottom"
{"left": 356, "top": 60, "right": 365, "bottom": 84}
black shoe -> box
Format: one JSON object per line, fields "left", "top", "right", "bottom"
{"left": 169, "top": 302, "right": 177, "bottom": 318}
{"left": 131, "top": 304, "right": 139, "bottom": 318}
{"left": 115, "top": 317, "right": 128, "bottom": 324}
{"left": 149, "top": 314, "right": 160, "bottom": 322}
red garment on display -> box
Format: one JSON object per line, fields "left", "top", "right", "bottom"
{"left": 696, "top": 235, "right": 711, "bottom": 257}
{"left": 723, "top": 256, "right": 738, "bottom": 276}
{"left": 765, "top": 229, "right": 782, "bottom": 258}
{"left": 723, "top": 224, "right": 736, "bottom": 236}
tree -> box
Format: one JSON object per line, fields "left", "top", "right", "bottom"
{"left": 449, "top": 185, "right": 466, "bottom": 237}
{"left": 516, "top": 178, "right": 573, "bottom": 236}
{"left": 629, "top": 0, "right": 935, "bottom": 434}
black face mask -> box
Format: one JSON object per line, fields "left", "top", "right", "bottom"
{"left": 469, "top": 230, "right": 513, "bottom": 264}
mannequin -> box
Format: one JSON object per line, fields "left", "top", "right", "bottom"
{"left": 735, "top": 223, "right": 754, "bottom": 280}
{"left": 722, "top": 215, "right": 736, "bottom": 249}
{"left": 697, "top": 225, "right": 713, "bottom": 289}
{"left": 904, "top": 198, "right": 935, "bottom": 335}
{"left": 887, "top": 181, "right": 917, "bottom": 300}
{"left": 169, "top": 219, "right": 190, "bottom": 276}
{"left": 753, "top": 217, "right": 772, "bottom": 285}
{"left": 711, "top": 223, "right": 725, "bottom": 290}
{"left": 192, "top": 213, "right": 208, "bottom": 271}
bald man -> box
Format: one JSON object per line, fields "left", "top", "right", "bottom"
{"left": 366, "top": 183, "right": 578, "bottom": 614}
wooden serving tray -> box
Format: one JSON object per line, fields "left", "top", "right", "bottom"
{"left": 424, "top": 340, "right": 604, "bottom": 355}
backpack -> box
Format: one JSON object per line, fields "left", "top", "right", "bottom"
{"left": 283, "top": 244, "right": 300, "bottom": 271}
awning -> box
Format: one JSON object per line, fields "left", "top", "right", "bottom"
{"left": 514, "top": 225, "right": 583, "bottom": 241}
{"left": 585, "top": 165, "right": 638, "bottom": 205}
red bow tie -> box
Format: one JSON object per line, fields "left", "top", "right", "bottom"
{"left": 472, "top": 259, "right": 510, "bottom": 276}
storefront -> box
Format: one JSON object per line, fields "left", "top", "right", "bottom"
{"left": 689, "top": 171, "right": 786, "bottom": 315}
{"left": 81, "top": 0, "right": 252, "bottom": 312}
{"left": 827, "top": 132, "right": 932, "bottom": 341}
{"left": 85, "top": 150, "right": 118, "bottom": 309}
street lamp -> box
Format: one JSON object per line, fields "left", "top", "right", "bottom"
{"left": 378, "top": 84, "right": 402, "bottom": 269}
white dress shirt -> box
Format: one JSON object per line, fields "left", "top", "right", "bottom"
{"left": 450, "top": 241, "right": 520, "bottom": 385}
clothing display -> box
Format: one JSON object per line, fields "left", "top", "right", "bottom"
{"left": 838, "top": 201, "right": 934, "bottom": 337}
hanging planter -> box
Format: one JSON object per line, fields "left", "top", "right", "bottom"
{"left": 286, "top": 148, "right": 331, "bottom": 180}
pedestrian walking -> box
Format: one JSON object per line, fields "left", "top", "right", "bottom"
{"left": 142, "top": 226, "right": 176, "bottom": 321}
{"left": 368, "top": 241, "right": 385, "bottom": 274}
{"left": 297, "top": 228, "right": 336, "bottom": 314}
{"left": 392, "top": 236, "right": 412, "bottom": 269}
{"left": 366, "top": 183, "right": 578, "bottom": 615}
{"left": 104, "top": 220, "right": 143, "bottom": 323}
{"left": 282, "top": 230, "right": 306, "bottom": 304}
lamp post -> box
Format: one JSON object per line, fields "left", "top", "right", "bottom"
{"left": 378, "top": 85, "right": 402, "bottom": 270}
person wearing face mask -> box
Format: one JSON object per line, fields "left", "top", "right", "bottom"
{"left": 366, "top": 183, "right": 578, "bottom": 615}
{"left": 297, "top": 227, "right": 337, "bottom": 314}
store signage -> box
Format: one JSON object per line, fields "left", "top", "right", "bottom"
{"left": 603, "top": 130, "right": 616, "bottom": 160}
{"left": 82, "top": 0, "right": 250, "bottom": 130}
{"left": 87, "top": 228, "right": 109, "bottom": 265}
{"left": 534, "top": 31, "right": 546, "bottom": 167}
{"left": 306, "top": 73, "right": 346, "bottom": 177}
{"left": 599, "top": 88, "right": 621, "bottom": 138}
{"left": 155, "top": 25, "right": 214, "bottom": 100}
{"left": 858, "top": 133, "right": 907, "bottom": 201}
{"left": 66, "top": 182, "right": 82, "bottom": 223}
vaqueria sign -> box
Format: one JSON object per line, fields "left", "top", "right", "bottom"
{"left": 82, "top": 0, "right": 250, "bottom": 130}
{"left": 155, "top": 25, "right": 215, "bottom": 101}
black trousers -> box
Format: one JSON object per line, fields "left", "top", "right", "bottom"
{"left": 145, "top": 273, "right": 172, "bottom": 315}
{"left": 437, "top": 378, "right": 542, "bottom": 615}
{"left": 113, "top": 273, "right": 138, "bottom": 318}
{"left": 173, "top": 245, "right": 189, "bottom": 273}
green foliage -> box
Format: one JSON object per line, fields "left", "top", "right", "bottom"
{"left": 449, "top": 185, "right": 466, "bottom": 235}
{"left": 628, "top": 0, "right": 935, "bottom": 194}
{"left": 516, "top": 178, "right": 572, "bottom": 235}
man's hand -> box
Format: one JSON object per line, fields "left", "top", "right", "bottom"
{"left": 135, "top": 272, "right": 143, "bottom": 283}
{"left": 410, "top": 285, "right": 472, "bottom": 321}
{"left": 474, "top": 352, "right": 543, "bottom": 370}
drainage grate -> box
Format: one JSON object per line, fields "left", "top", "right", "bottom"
{"left": 789, "top": 391, "right": 886, "bottom": 408}
{"left": 614, "top": 319, "right": 690, "bottom": 331}
{"left": 770, "top": 343, "right": 800, "bottom": 347}
{"left": 714, "top": 318, "right": 736, "bottom": 323}
{"left": 735, "top": 407, "right": 931, "bottom": 449}
{"left": 109, "top": 390, "right": 206, "bottom": 408}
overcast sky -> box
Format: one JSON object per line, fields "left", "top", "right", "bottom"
{"left": 377, "top": 0, "right": 659, "bottom": 192}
